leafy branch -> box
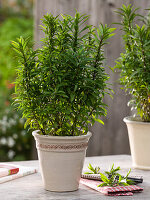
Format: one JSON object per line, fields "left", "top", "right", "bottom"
{"left": 84, "top": 163, "right": 100, "bottom": 174}
{"left": 85, "top": 163, "right": 134, "bottom": 187}
{"left": 99, "top": 164, "right": 133, "bottom": 187}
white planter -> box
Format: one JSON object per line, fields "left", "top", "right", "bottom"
{"left": 32, "top": 130, "right": 92, "bottom": 192}
{"left": 124, "top": 116, "right": 150, "bottom": 170}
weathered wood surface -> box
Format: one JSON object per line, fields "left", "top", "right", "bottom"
{"left": 34, "top": 0, "right": 150, "bottom": 156}
{"left": 1, "top": 156, "right": 150, "bottom": 200}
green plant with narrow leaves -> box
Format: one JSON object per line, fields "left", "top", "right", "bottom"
{"left": 99, "top": 164, "right": 133, "bottom": 187}
{"left": 115, "top": 4, "right": 150, "bottom": 122}
{"left": 12, "top": 12, "right": 115, "bottom": 136}
{"left": 84, "top": 163, "right": 100, "bottom": 174}
{"left": 85, "top": 163, "right": 133, "bottom": 187}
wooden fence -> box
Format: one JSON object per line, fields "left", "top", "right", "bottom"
{"left": 34, "top": 0, "right": 150, "bottom": 156}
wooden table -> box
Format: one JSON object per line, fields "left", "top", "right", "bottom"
{"left": 0, "top": 155, "right": 150, "bottom": 200}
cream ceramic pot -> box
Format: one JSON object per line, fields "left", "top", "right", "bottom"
{"left": 32, "top": 130, "right": 92, "bottom": 192}
{"left": 124, "top": 116, "right": 150, "bottom": 170}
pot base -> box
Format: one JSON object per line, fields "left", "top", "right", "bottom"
{"left": 45, "top": 186, "right": 78, "bottom": 192}
{"left": 133, "top": 164, "right": 150, "bottom": 170}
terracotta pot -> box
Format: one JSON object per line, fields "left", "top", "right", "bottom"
{"left": 32, "top": 130, "right": 92, "bottom": 192}
{"left": 124, "top": 116, "right": 150, "bottom": 170}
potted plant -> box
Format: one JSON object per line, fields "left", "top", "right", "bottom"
{"left": 115, "top": 4, "right": 150, "bottom": 169}
{"left": 12, "top": 12, "right": 114, "bottom": 191}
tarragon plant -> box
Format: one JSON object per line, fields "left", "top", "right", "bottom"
{"left": 85, "top": 163, "right": 133, "bottom": 187}
{"left": 84, "top": 163, "right": 100, "bottom": 174}
{"left": 115, "top": 4, "right": 150, "bottom": 122}
{"left": 12, "top": 12, "right": 115, "bottom": 136}
{"left": 99, "top": 164, "right": 133, "bottom": 187}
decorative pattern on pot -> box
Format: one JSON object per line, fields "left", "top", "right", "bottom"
{"left": 36, "top": 142, "right": 88, "bottom": 152}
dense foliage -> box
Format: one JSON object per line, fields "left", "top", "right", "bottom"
{"left": 0, "top": 17, "right": 33, "bottom": 115}
{"left": 12, "top": 12, "right": 115, "bottom": 136}
{"left": 0, "top": 0, "right": 33, "bottom": 115}
{"left": 115, "top": 4, "right": 150, "bottom": 122}
{"left": 0, "top": 0, "right": 33, "bottom": 161}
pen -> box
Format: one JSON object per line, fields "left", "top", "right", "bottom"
{"left": 81, "top": 174, "right": 143, "bottom": 184}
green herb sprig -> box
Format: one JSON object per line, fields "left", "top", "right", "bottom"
{"left": 85, "top": 163, "right": 134, "bottom": 187}
{"left": 84, "top": 163, "right": 100, "bottom": 174}
{"left": 99, "top": 164, "right": 133, "bottom": 187}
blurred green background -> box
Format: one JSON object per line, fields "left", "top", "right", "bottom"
{"left": 0, "top": 0, "right": 34, "bottom": 161}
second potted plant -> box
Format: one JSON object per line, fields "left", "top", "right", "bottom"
{"left": 116, "top": 4, "right": 150, "bottom": 170}
{"left": 12, "top": 12, "right": 114, "bottom": 191}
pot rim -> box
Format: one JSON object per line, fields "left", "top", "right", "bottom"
{"left": 123, "top": 116, "right": 150, "bottom": 125}
{"left": 32, "top": 130, "right": 92, "bottom": 140}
